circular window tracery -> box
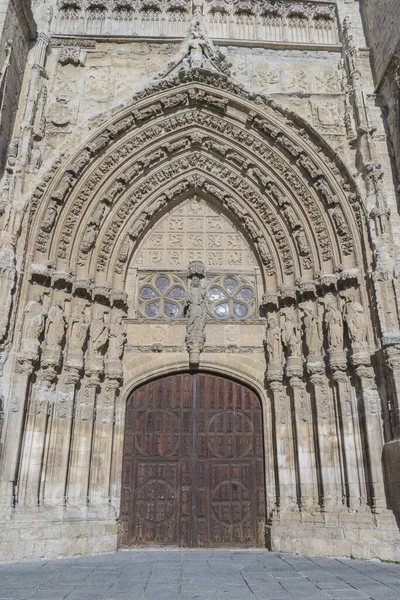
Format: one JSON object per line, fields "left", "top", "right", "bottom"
{"left": 137, "top": 273, "right": 256, "bottom": 320}
{"left": 138, "top": 273, "right": 186, "bottom": 319}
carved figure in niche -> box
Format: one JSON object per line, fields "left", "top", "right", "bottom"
{"left": 325, "top": 303, "right": 343, "bottom": 349}
{"left": 129, "top": 210, "right": 149, "bottom": 241}
{"left": 332, "top": 207, "right": 349, "bottom": 236}
{"left": 41, "top": 202, "right": 58, "bottom": 233}
{"left": 265, "top": 315, "right": 282, "bottom": 364}
{"left": 343, "top": 298, "right": 368, "bottom": 345}
{"left": 303, "top": 309, "right": 322, "bottom": 356}
{"left": 187, "top": 21, "right": 206, "bottom": 69}
{"left": 185, "top": 261, "right": 207, "bottom": 366}
{"left": 294, "top": 228, "right": 310, "bottom": 256}
{"left": 108, "top": 314, "right": 127, "bottom": 361}
{"left": 80, "top": 203, "right": 106, "bottom": 255}
{"left": 282, "top": 312, "right": 302, "bottom": 357}
{"left": 266, "top": 182, "right": 286, "bottom": 206}
{"left": 283, "top": 204, "right": 299, "bottom": 229}
{"left": 68, "top": 304, "right": 89, "bottom": 352}
{"left": 21, "top": 293, "right": 47, "bottom": 357}
{"left": 90, "top": 306, "right": 109, "bottom": 355}
{"left": 45, "top": 301, "right": 66, "bottom": 348}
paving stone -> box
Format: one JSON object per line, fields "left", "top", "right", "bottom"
{"left": 0, "top": 551, "right": 399, "bottom": 599}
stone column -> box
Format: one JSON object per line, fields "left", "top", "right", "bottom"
{"left": 0, "top": 358, "right": 34, "bottom": 506}
{"left": 268, "top": 370, "right": 297, "bottom": 512}
{"left": 42, "top": 366, "right": 80, "bottom": 507}
{"left": 43, "top": 299, "right": 89, "bottom": 506}
{"left": 308, "top": 360, "right": 343, "bottom": 510}
{"left": 67, "top": 302, "right": 108, "bottom": 510}
{"left": 352, "top": 347, "right": 386, "bottom": 511}
{"left": 17, "top": 369, "right": 56, "bottom": 508}
{"left": 67, "top": 375, "right": 98, "bottom": 510}
{"left": 89, "top": 376, "right": 120, "bottom": 514}
{"left": 287, "top": 358, "right": 317, "bottom": 512}
{"left": 330, "top": 363, "right": 367, "bottom": 509}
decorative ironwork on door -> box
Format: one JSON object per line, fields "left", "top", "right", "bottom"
{"left": 121, "top": 373, "right": 266, "bottom": 548}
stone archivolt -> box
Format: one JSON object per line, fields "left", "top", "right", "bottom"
{"left": 29, "top": 73, "right": 364, "bottom": 293}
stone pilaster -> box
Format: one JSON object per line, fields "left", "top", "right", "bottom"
{"left": 287, "top": 357, "right": 317, "bottom": 512}
{"left": 267, "top": 364, "right": 297, "bottom": 512}
{"left": 308, "top": 358, "right": 342, "bottom": 510}
{"left": 42, "top": 366, "right": 81, "bottom": 507}
{"left": 66, "top": 374, "right": 98, "bottom": 510}
{"left": 351, "top": 345, "right": 386, "bottom": 511}
{"left": 330, "top": 357, "right": 368, "bottom": 510}
{"left": 17, "top": 369, "right": 56, "bottom": 508}
{"left": 89, "top": 377, "right": 120, "bottom": 514}
{"left": 0, "top": 357, "right": 34, "bottom": 507}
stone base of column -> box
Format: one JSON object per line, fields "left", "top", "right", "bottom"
{"left": 383, "top": 439, "right": 400, "bottom": 513}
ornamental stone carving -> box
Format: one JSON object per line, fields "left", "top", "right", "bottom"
{"left": 265, "top": 315, "right": 283, "bottom": 365}
{"left": 185, "top": 261, "right": 207, "bottom": 366}
{"left": 20, "top": 294, "right": 47, "bottom": 361}
{"left": 325, "top": 303, "right": 343, "bottom": 350}
{"left": 303, "top": 308, "right": 322, "bottom": 357}
{"left": 343, "top": 297, "right": 368, "bottom": 346}
{"left": 108, "top": 313, "right": 127, "bottom": 361}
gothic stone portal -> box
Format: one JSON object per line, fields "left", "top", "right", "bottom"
{"left": 120, "top": 373, "right": 266, "bottom": 548}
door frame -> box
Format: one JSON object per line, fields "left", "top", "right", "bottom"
{"left": 118, "top": 364, "right": 270, "bottom": 548}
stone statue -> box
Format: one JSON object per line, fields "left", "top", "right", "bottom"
{"left": 343, "top": 298, "right": 368, "bottom": 345}
{"left": 325, "top": 303, "right": 343, "bottom": 349}
{"left": 188, "top": 21, "right": 206, "bottom": 69}
{"left": 303, "top": 309, "right": 322, "bottom": 355}
{"left": 295, "top": 228, "right": 310, "bottom": 256}
{"left": 41, "top": 202, "right": 58, "bottom": 233}
{"left": 80, "top": 203, "right": 106, "bottom": 255}
{"left": 21, "top": 293, "right": 47, "bottom": 358}
{"left": 108, "top": 314, "right": 127, "bottom": 361}
{"left": 282, "top": 312, "right": 302, "bottom": 357}
{"left": 90, "top": 307, "right": 109, "bottom": 355}
{"left": 185, "top": 262, "right": 207, "bottom": 365}
{"left": 266, "top": 316, "right": 282, "bottom": 363}
{"left": 68, "top": 305, "right": 89, "bottom": 352}
{"left": 45, "top": 301, "right": 66, "bottom": 348}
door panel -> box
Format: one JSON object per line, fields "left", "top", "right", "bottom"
{"left": 121, "top": 373, "right": 265, "bottom": 548}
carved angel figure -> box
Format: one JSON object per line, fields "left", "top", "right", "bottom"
{"left": 265, "top": 316, "right": 282, "bottom": 363}
{"left": 108, "top": 314, "right": 127, "bottom": 361}
{"left": 45, "top": 301, "right": 66, "bottom": 348}
{"left": 325, "top": 303, "right": 343, "bottom": 349}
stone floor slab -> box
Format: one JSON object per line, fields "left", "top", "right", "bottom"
{"left": 0, "top": 550, "right": 399, "bottom": 599}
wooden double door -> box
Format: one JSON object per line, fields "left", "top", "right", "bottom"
{"left": 121, "top": 373, "right": 266, "bottom": 548}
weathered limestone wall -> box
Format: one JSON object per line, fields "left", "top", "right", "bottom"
{"left": 0, "top": 0, "right": 400, "bottom": 564}
{"left": 362, "top": 0, "right": 400, "bottom": 185}
{"left": 361, "top": 0, "right": 400, "bottom": 83}
{"left": 0, "top": 0, "right": 36, "bottom": 176}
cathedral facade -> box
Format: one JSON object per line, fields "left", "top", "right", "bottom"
{"left": 0, "top": 0, "right": 400, "bottom": 562}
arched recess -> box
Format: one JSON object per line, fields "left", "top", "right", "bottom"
{"left": 26, "top": 69, "right": 369, "bottom": 299}
{"left": 120, "top": 370, "right": 266, "bottom": 548}
{"left": 3, "top": 66, "right": 389, "bottom": 552}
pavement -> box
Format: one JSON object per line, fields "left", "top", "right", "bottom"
{"left": 0, "top": 550, "right": 399, "bottom": 600}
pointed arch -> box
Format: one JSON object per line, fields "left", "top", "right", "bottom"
{"left": 27, "top": 69, "right": 370, "bottom": 298}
